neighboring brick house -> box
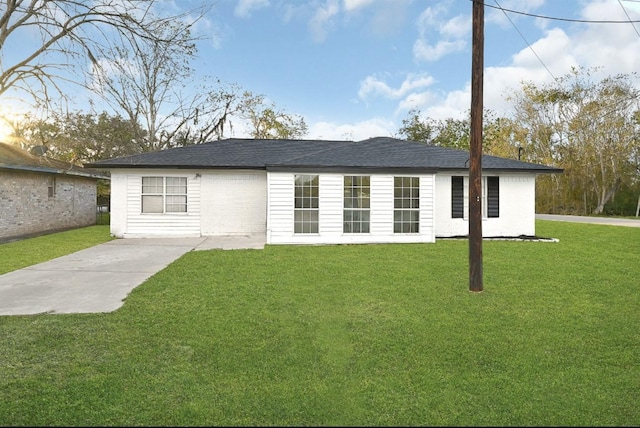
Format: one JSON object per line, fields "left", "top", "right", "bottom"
{"left": 0, "top": 142, "right": 109, "bottom": 241}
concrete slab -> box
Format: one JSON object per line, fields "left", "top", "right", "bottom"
{"left": 194, "top": 234, "right": 266, "bottom": 251}
{"left": 0, "top": 235, "right": 265, "bottom": 316}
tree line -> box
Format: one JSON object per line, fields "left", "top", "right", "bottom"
{"left": 1, "top": 2, "right": 638, "bottom": 216}
{"left": 1, "top": 0, "right": 307, "bottom": 162}
{"left": 397, "top": 67, "right": 640, "bottom": 217}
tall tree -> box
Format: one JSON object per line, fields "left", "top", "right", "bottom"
{"left": 88, "top": 21, "right": 304, "bottom": 149}
{"left": 397, "top": 109, "right": 435, "bottom": 143}
{"left": 17, "top": 111, "right": 146, "bottom": 163}
{"left": 508, "top": 67, "right": 640, "bottom": 214}
{"left": 0, "top": 0, "right": 206, "bottom": 111}
{"left": 397, "top": 108, "right": 524, "bottom": 156}
{"left": 88, "top": 17, "right": 212, "bottom": 151}
{"left": 241, "top": 95, "right": 308, "bottom": 140}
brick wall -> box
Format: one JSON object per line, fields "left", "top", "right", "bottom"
{"left": 0, "top": 170, "right": 98, "bottom": 240}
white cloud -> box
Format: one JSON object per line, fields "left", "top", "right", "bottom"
{"left": 395, "top": 91, "right": 438, "bottom": 114}
{"left": 308, "top": 117, "right": 396, "bottom": 140}
{"left": 413, "top": 5, "right": 469, "bottom": 63}
{"left": 358, "top": 73, "right": 435, "bottom": 100}
{"left": 309, "top": 0, "right": 340, "bottom": 42}
{"left": 421, "top": 85, "right": 471, "bottom": 121}
{"left": 510, "top": 27, "right": 575, "bottom": 76}
{"left": 440, "top": 13, "right": 471, "bottom": 38}
{"left": 343, "top": 0, "right": 376, "bottom": 12}
{"left": 234, "top": 0, "right": 270, "bottom": 18}
{"left": 413, "top": 38, "right": 466, "bottom": 62}
{"left": 571, "top": 3, "right": 640, "bottom": 76}
{"left": 485, "top": 0, "right": 546, "bottom": 27}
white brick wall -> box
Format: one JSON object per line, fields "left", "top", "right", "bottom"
{"left": 434, "top": 172, "right": 536, "bottom": 237}
{"left": 200, "top": 171, "right": 266, "bottom": 235}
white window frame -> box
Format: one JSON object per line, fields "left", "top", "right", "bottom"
{"left": 343, "top": 175, "right": 370, "bottom": 234}
{"left": 394, "top": 176, "right": 420, "bottom": 234}
{"left": 141, "top": 176, "right": 187, "bottom": 214}
{"left": 294, "top": 174, "right": 319, "bottom": 234}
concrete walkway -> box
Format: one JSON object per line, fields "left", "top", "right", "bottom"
{"left": 536, "top": 214, "right": 640, "bottom": 228}
{"left": 0, "top": 235, "right": 265, "bottom": 316}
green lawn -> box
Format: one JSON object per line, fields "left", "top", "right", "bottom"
{"left": 0, "top": 221, "right": 639, "bottom": 426}
{"left": 0, "top": 225, "right": 113, "bottom": 275}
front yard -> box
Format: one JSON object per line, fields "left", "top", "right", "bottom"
{"left": 0, "top": 220, "right": 638, "bottom": 426}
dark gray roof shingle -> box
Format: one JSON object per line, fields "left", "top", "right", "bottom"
{"left": 1, "top": 142, "right": 109, "bottom": 179}
{"left": 85, "top": 136, "right": 563, "bottom": 173}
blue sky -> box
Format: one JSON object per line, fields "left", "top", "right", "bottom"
{"left": 3, "top": 0, "right": 640, "bottom": 142}
{"left": 183, "top": 0, "right": 640, "bottom": 140}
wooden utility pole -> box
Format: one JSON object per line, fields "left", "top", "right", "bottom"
{"left": 469, "top": 0, "right": 484, "bottom": 292}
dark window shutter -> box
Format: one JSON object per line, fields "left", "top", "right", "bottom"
{"left": 487, "top": 176, "right": 499, "bottom": 218}
{"left": 451, "top": 176, "right": 464, "bottom": 218}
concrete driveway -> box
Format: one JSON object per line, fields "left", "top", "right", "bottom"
{"left": 0, "top": 235, "right": 265, "bottom": 316}
{"left": 536, "top": 214, "right": 640, "bottom": 228}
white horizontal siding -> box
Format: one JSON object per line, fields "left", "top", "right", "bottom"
{"left": 318, "top": 174, "right": 343, "bottom": 236}
{"left": 266, "top": 173, "right": 294, "bottom": 243}
{"left": 267, "top": 172, "right": 436, "bottom": 245}
{"left": 370, "top": 175, "right": 393, "bottom": 235}
{"left": 419, "top": 175, "right": 435, "bottom": 242}
{"left": 120, "top": 169, "right": 201, "bottom": 237}
{"left": 109, "top": 172, "right": 128, "bottom": 237}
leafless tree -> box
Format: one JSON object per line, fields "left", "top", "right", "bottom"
{"left": 0, "top": 0, "right": 207, "bottom": 110}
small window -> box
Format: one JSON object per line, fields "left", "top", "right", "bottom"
{"left": 451, "top": 176, "right": 463, "bottom": 218}
{"left": 48, "top": 176, "right": 56, "bottom": 198}
{"left": 394, "top": 176, "right": 419, "bottom": 233}
{"left": 487, "top": 176, "right": 500, "bottom": 218}
{"left": 294, "top": 175, "right": 319, "bottom": 233}
{"left": 344, "top": 176, "right": 370, "bottom": 233}
{"left": 141, "top": 176, "right": 187, "bottom": 214}
{"left": 451, "top": 176, "right": 500, "bottom": 219}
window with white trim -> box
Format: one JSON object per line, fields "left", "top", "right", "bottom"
{"left": 451, "top": 176, "right": 499, "bottom": 219}
{"left": 141, "top": 176, "right": 187, "bottom": 213}
{"left": 294, "top": 175, "right": 319, "bottom": 233}
{"left": 344, "top": 175, "right": 370, "bottom": 233}
{"left": 394, "top": 176, "right": 419, "bottom": 233}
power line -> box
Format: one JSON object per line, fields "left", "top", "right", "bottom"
{"left": 618, "top": 0, "right": 640, "bottom": 39}
{"left": 477, "top": 0, "right": 640, "bottom": 23}
{"left": 492, "top": 0, "right": 557, "bottom": 83}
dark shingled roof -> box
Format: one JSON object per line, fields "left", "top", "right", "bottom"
{"left": 85, "top": 136, "right": 563, "bottom": 173}
{"left": 1, "top": 143, "right": 109, "bottom": 179}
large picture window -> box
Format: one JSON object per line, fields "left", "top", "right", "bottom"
{"left": 294, "top": 175, "right": 319, "bottom": 233}
{"left": 142, "top": 176, "right": 187, "bottom": 213}
{"left": 344, "top": 175, "right": 370, "bottom": 233}
{"left": 394, "top": 177, "right": 419, "bottom": 233}
{"left": 451, "top": 176, "right": 499, "bottom": 219}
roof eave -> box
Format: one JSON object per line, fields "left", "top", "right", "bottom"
{"left": 1, "top": 164, "right": 110, "bottom": 179}
{"left": 86, "top": 163, "right": 267, "bottom": 170}
{"left": 266, "top": 165, "right": 440, "bottom": 173}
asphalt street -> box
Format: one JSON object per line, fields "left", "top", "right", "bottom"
{"left": 536, "top": 214, "right": 640, "bottom": 227}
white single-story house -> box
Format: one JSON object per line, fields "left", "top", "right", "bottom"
{"left": 86, "top": 137, "right": 562, "bottom": 245}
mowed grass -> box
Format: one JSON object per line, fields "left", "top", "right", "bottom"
{"left": 0, "top": 225, "right": 113, "bottom": 275}
{"left": 0, "top": 221, "right": 638, "bottom": 426}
